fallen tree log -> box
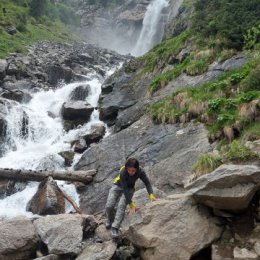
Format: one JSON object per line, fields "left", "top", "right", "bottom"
{"left": 0, "top": 168, "right": 96, "bottom": 183}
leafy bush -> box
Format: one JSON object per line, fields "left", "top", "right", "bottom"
{"left": 230, "top": 72, "right": 246, "bottom": 85}
{"left": 30, "top": 0, "right": 48, "bottom": 19}
{"left": 244, "top": 64, "right": 260, "bottom": 91}
{"left": 16, "top": 12, "right": 27, "bottom": 32}
{"left": 208, "top": 98, "right": 224, "bottom": 113}
{"left": 192, "top": 154, "right": 222, "bottom": 178}
{"left": 237, "top": 91, "right": 260, "bottom": 103}
{"left": 244, "top": 25, "right": 260, "bottom": 50}
{"left": 241, "top": 123, "right": 260, "bottom": 141}
{"left": 225, "top": 140, "right": 258, "bottom": 161}
{"left": 140, "top": 31, "right": 190, "bottom": 72}
{"left": 186, "top": 59, "right": 208, "bottom": 76}
{"left": 192, "top": 0, "right": 260, "bottom": 49}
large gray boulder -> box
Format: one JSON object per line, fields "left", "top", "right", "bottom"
{"left": 81, "top": 123, "right": 106, "bottom": 145}
{"left": 0, "top": 89, "right": 32, "bottom": 103}
{"left": 186, "top": 164, "right": 260, "bottom": 210}
{"left": 33, "top": 214, "right": 89, "bottom": 255}
{"left": 46, "top": 64, "right": 73, "bottom": 85}
{"left": 27, "top": 177, "right": 65, "bottom": 215}
{"left": 74, "top": 115, "right": 211, "bottom": 215}
{"left": 61, "top": 101, "right": 94, "bottom": 121}
{"left": 76, "top": 241, "right": 117, "bottom": 260}
{"left": 0, "top": 217, "right": 38, "bottom": 260}
{"left": 122, "top": 195, "right": 223, "bottom": 260}
{"left": 69, "top": 85, "right": 90, "bottom": 101}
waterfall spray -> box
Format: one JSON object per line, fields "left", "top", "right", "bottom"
{"left": 131, "top": 0, "right": 169, "bottom": 57}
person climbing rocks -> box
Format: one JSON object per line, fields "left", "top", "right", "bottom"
{"left": 105, "top": 158, "right": 156, "bottom": 239}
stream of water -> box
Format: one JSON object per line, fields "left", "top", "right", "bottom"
{"left": 131, "top": 0, "right": 169, "bottom": 56}
{"left": 0, "top": 68, "right": 116, "bottom": 219}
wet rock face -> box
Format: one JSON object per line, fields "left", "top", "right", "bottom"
{"left": 27, "top": 177, "right": 65, "bottom": 215}
{"left": 61, "top": 101, "right": 94, "bottom": 121}
{"left": 0, "top": 217, "right": 38, "bottom": 260}
{"left": 46, "top": 64, "right": 73, "bottom": 86}
{"left": 123, "top": 195, "right": 223, "bottom": 260}
{"left": 0, "top": 89, "right": 32, "bottom": 103}
{"left": 69, "top": 85, "right": 90, "bottom": 101}
{"left": 81, "top": 123, "right": 106, "bottom": 145}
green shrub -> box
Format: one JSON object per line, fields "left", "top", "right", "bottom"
{"left": 230, "top": 72, "right": 246, "bottom": 85}
{"left": 192, "top": 153, "right": 222, "bottom": 178}
{"left": 241, "top": 123, "right": 260, "bottom": 142}
{"left": 244, "top": 64, "right": 260, "bottom": 90}
{"left": 30, "top": 0, "right": 48, "bottom": 19}
{"left": 192, "top": 0, "right": 260, "bottom": 49}
{"left": 208, "top": 98, "right": 224, "bottom": 113}
{"left": 140, "top": 31, "right": 190, "bottom": 72}
{"left": 244, "top": 25, "right": 260, "bottom": 50}
{"left": 225, "top": 140, "right": 258, "bottom": 161}
{"left": 217, "top": 113, "right": 236, "bottom": 125}
{"left": 237, "top": 91, "right": 260, "bottom": 103}
{"left": 186, "top": 59, "right": 208, "bottom": 76}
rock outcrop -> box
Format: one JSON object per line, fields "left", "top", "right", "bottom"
{"left": 75, "top": 115, "right": 211, "bottom": 214}
{"left": 61, "top": 101, "right": 94, "bottom": 121}
{"left": 187, "top": 164, "right": 260, "bottom": 210}
{"left": 123, "top": 195, "right": 223, "bottom": 260}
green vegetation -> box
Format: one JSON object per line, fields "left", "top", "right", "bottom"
{"left": 148, "top": 54, "right": 260, "bottom": 139}
{"left": 139, "top": 31, "right": 191, "bottom": 73}
{"left": 192, "top": 0, "right": 260, "bottom": 50}
{"left": 225, "top": 140, "right": 258, "bottom": 162}
{"left": 192, "top": 153, "right": 222, "bottom": 178}
{"left": 0, "top": 0, "right": 80, "bottom": 57}
{"left": 240, "top": 123, "right": 260, "bottom": 142}
{"left": 191, "top": 138, "right": 259, "bottom": 178}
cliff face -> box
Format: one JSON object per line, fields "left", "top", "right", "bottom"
{"left": 77, "top": 0, "right": 181, "bottom": 55}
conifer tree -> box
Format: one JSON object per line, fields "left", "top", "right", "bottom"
{"left": 29, "top": 0, "right": 48, "bottom": 19}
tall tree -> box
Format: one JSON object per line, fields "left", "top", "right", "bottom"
{"left": 29, "top": 0, "right": 48, "bottom": 19}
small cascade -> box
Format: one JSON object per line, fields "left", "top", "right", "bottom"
{"left": 131, "top": 0, "right": 169, "bottom": 57}
{"left": 0, "top": 67, "right": 117, "bottom": 219}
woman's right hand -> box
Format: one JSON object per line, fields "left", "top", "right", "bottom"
{"left": 129, "top": 206, "right": 136, "bottom": 216}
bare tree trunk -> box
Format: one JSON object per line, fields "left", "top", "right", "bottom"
{"left": 0, "top": 168, "right": 96, "bottom": 183}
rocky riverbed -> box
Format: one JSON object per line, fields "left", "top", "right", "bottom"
{"left": 0, "top": 39, "right": 259, "bottom": 259}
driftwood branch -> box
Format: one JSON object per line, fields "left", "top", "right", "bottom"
{"left": 62, "top": 191, "right": 82, "bottom": 214}
{"left": 0, "top": 168, "right": 96, "bottom": 183}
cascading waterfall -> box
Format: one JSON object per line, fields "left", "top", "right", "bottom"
{"left": 131, "top": 0, "right": 169, "bottom": 57}
{"left": 0, "top": 68, "right": 116, "bottom": 219}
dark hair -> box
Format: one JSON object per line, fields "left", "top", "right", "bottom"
{"left": 125, "top": 158, "right": 139, "bottom": 170}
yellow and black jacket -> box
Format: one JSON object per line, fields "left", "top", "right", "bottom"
{"left": 113, "top": 166, "right": 154, "bottom": 206}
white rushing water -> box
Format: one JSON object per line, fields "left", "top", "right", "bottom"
{"left": 0, "top": 68, "right": 116, "bottom": 219}
{"left": 131, "top": 0, "right": 169, "bottom": 57}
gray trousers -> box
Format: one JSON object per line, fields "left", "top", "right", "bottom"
{"left": 105, "top": 185, "right": 134, "bottom": 229}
